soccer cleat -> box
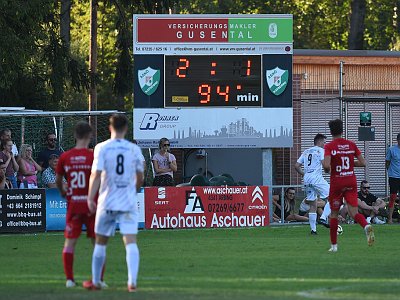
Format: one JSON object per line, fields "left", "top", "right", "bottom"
{"left": 99, "top": 281, "right": 108, "bottom": 289}
{"left": 328, "top": 244, "right": 337, "bottom": 252}
{"left": 373, "top": 217, "right": 385, "bottom": 225}
{"left": 66, "top": 279, "right": 76, "bottom": 288}
{"left": 310, "top": 230, "right": 318, "bottom": 235}
{"left": 364, "top": 224, "right": 375, "bottom": 246}
{"left": 318, "top": 218, "right": 330, "bottom": 228}
{"left": 127, "top": 284, "right": 137, "bottom": 293}
{"left": 366, "top": 217, "right": 372, "bottom": 224}
{"left": 82, "top": 280, "right": 101, "bottom": 291}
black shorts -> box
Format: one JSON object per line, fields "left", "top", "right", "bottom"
{"left": 299, "top": 210, "right": 308, "bottom": 217}
{"left": 389, "top": 177, "right": 400, "bottom": 194}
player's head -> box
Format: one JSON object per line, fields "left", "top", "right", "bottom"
{"left": 109, "top": 114, "right": 128, "bottom": 135}
{"left": 328, "top": 119, "right": 343, "bottom": 137}
{"left": 313, "top": 133, "right": 326, "bottom": 146}
{"left": 74, "top": 121, "right": 93, "bottom": 140}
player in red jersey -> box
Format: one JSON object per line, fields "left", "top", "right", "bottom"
{"left": 56, "top": 121, "right": 106, "bottom": 288}
{"left": 323, "top": 119, "right": 374, "bottom": 252}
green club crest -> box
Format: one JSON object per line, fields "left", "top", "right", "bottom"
{"left": 138, "top": 67, "right": 160, "bottom": 96}
{"left": 266, "top": 67, "right": 288, "bottom": 96}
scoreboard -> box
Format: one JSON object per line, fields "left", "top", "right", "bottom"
{"left": 133, "top": 15, "right": 293, "bottom": 148}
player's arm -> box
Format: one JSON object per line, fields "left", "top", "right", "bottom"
{"left": 294, "top": 162, "right": 304, "bottom": 176}
{"left": 322, "top": 155, "right": 331, "bottom": 173}
{"left": 354, "top": 153, "right": 366, "bottom": 167}
{"left": 87, "top": 170, "right": 101, "bottom": 214}
{"left": 56, "top": 174, "right": 67, "bottom": 197}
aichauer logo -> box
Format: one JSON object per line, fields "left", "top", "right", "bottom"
{"left": 266, "top": 67, "right": 288, "bottom": 96}
{"left": 138, "top": 67, "right": 160, "bottom": 96}
{"left": 184, "top": 188, "right": 204, "bottom": 214}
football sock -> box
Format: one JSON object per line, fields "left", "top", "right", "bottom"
{"left": 101, "top": 263, "right": 106, "bottom": 281}
{"left": 62, "top": 247, "right": 74, "bottom": 280}
{"left": 92, "top": 244, "right": 106, "bottom": 285}
{"left": 126, "top": 243, "right": 140, "bottom": 286}
{"left": 389, "top": 193, "right": 396, "bottom": 208}
{"left": 309, "top": 213, "right": 317, "bottom": 231}
{"left": 354, "top": 213, "right": 368, "bottom": 228}
{"left": 329, "top": 217, "right": 338, "bottom": 245}
{"left": 321, "top": 201, "right": 331, "bottom": 220}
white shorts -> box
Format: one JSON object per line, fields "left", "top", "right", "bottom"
{"left": 305, "top": 180, "right": 330, "bottom": 201}
{"left": 95, "top": 209, "right": 138, "bottom": 237}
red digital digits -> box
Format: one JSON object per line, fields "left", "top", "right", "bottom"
{"left": 176, "top": 58, "right": 189, "bottom": 78}
{"left": 198, "top": 84, "right": 211, "bottom": 104}
{"left": 217, "top": 85, "right": 230, "bottom": 102}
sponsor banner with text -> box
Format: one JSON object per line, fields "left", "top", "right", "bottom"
{"left": 145, "top": 186, "right": 269, "bottom": 229}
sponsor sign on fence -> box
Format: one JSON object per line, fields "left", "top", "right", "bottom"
{"left": 145, "top": 186, "right": 269, "bottom": 229}
{"left": 0, "top": 189, "right": 46, "bottom": 233}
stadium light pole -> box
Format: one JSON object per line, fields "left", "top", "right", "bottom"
{"left": 89, "top": 0, "right": 98, "bottom": 143}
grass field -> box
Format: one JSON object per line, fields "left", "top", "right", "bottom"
{"left": 0, "top": 224, "right": 399, "bottom": 300}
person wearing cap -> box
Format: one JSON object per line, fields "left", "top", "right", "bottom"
{"left": 386, "top": 133, "right": 400, "bottom": 223}
{"left": 42, "top": 154, "right": 66, "bottom": 188}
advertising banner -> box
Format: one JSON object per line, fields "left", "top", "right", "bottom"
{"left": 133, "top": 15, "right": 293, "bottom": 54}
{"left": 0, "top": 189, "right": 46, "bottom": 233}
{"left": 45, "top": 188, "right": 145, "bottom": 231}
{"left": 145, "top": 186, "right": 269, "bottom": 229}
{"left": 134, "top": 108, "right": 292, "bottom": 148}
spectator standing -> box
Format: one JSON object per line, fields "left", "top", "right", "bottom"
{"left": 42, "top": 154, "right": 66, "bottom": 188}
{"left": 295, "top": 133, "right": 331, "bottom": 234}
{"left": 83, "top": 114, "right": 144, "bottom": 291}
{"left": 323, "top": 119, "right": 374, "bottom": 252}
{"left": 0, "top": 128, "right": 18, "bottom": 157}
{"left": 357, "top": 180, "right": 386, "bottom": 224}
{"left": 0, "top": 140, "right": 19, "bottom": 188}
{"left": 17, "top": 144, "right": 42, "bottom": 188}
{"left": 37, "top": 133, "right": 63, "bottom": 169}
{"left": 385, "top": 133, "right": 400, "bottom": 223}
{"left": 152, "top": 138, "right": 177, "bottom": 186}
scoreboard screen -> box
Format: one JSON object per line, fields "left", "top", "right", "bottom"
{"left": 164, "top": 55, "right": 262, "bottom": 107}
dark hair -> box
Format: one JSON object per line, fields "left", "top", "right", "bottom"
{"left": 328, "top": 119, "right": 343, "bottom": 136}
{"left": 360, "top": 180, "right": 369, "bottom": 187}
{"left": 132, "top": 139, "right": 138, "bottom": 145}
{"left": 46, "top": 132, "right": 56, "bottom": 140}
{"left": 313, "top": 133, "right": 327, "bottom": 145}
{"left": 109, "top": 114, "right": 128, "bottom": 131}
{"left": 158, "top": 137, "right": 169, "bottom": 149}
{"left": 74, "top": 121, "right": 93, "bottom": 139}
{"left": 0, "top": 128, "right": 11, "bottom": 136}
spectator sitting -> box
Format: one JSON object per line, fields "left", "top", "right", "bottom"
{"left": 37, "top": 133, "right": 63, "bottom": 169}
{"left": 358, "top": 180, "right": 387, "bottom": 224}
{"left": 274, "top": 187, "right": 309, "bottom": 223}
{"left": 0, "top": 159, "right": 12, "bottom": 189}
{"left": 42, "top": 154, "right": 66, "bottom": 188}
{"left": 18, "top": 144, "right": 42, "bottom": 188}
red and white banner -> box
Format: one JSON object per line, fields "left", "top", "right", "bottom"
{"left": 145, "top": 186, "right": 269, "bottom": 229}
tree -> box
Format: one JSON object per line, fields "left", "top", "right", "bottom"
{"left": 348, "top": 0, "right": 366, "bottom": 49}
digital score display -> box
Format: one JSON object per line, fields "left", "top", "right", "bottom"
{"left": 165, "top": 55, "right": 262, "bottom": 107}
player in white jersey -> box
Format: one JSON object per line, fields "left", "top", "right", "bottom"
{"left": 83, "top": 114, "right": 144, "bottom": 292}
{"left": 295, "top": 133, "right": 331, "bottom": 234}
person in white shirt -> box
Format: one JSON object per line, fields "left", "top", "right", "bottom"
{"left": 83, "top": 114, "right": 144, "bottom": 292}
{"left": 295, "top": 133, "right": 331, "bottom": 234}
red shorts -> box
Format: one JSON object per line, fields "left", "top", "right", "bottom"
{"left": 329, "top": 177, "right": 358, "bottom": 211}
{"left": 65, "top": 211, "right": 95, "bottom": 239}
